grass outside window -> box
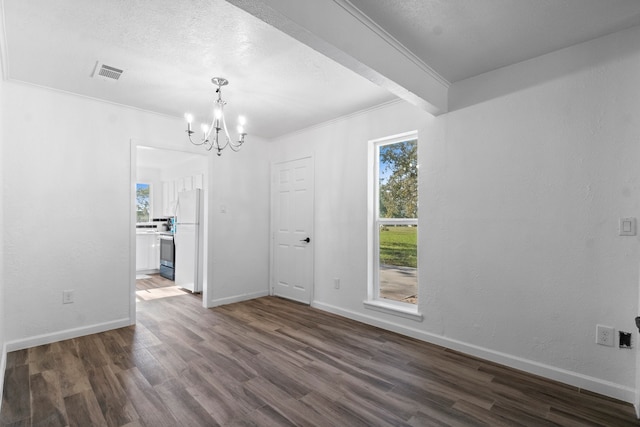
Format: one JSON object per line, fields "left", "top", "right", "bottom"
{"left": 379, "top": 225, "right": 417, "bottom": 268}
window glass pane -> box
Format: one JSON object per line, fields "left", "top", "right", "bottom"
{"left": 379, "top": 140, "right": 417, "bottom": 219}
{"left": 136, "top": 183, "right": 151, "bottom": 222}
{"left": 378, "top": 224, "right": 417, "bottom": 304}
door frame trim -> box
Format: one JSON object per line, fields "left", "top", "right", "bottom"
{"left": 269, "top": 154, "right": 315, "bottom": 304}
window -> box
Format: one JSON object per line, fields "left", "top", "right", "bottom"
{"left": 366, "top": 132, "right": 421, "bottom": 320}
{"left": 136, "top": 183, "right": 151, "bottom": 222}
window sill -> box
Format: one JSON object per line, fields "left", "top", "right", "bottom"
{"left": 363, "top": 299, "right": 423, "bottom": 322}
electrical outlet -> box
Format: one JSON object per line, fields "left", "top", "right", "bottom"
{"left": 334, "top": 278, "right": 340, "bottom": 289}
{"left": 596, "top": 325, "right": 614, "bottom": 346}
{"left": 63, "top": 290, "right": 74, "bottom": 304}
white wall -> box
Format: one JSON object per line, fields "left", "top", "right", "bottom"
{"left": 0, "top": 71, "right": 6, "bottom": 407}
{"left": 424, "top": 25, "right": 640, "bottom": 401}
{"left": 206, "top": 136, "right": 271, "bottom": 307}
{"left": 2, "top": 79, "right": 271, "bottom": 349}
{"left": 2, "top": 82, "right": 188, "bottom": 348}
{"left": 270, "top": 26, "right": 640, "bottom": 403}
{"left": 270, "top": 102, "right": 432, "bottom": 307}
{"left": 135, "top": 136, "right": 270, "bottom": 309}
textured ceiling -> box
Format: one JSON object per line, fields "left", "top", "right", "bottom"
{"left": 2, "top": 0, "right": 640, "bottom": 139}
{"left": 348, "top": 0, "right": 640, "bottom": 82}
{"left": 1, "top": 0, "right": 394, "bottom": 138}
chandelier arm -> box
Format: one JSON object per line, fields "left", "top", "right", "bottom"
{"left": 228, "top": 137, "right": 243, "bottom": 151}
{"left": 187, "top": 130, "right": 215, "bottom": 151}
{"left": 186, "top": 132, "right": 206, "bottom": 146}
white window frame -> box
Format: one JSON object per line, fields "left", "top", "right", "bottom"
{"left": 365, "top": 131, "right": 423, "bottom": 321}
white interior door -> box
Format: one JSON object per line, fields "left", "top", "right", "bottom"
{"left": 271, "top": 157, "right": 314, "bottom": 304}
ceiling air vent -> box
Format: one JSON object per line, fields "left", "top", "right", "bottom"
{"left": 98, "top": 64, "right": 123, "bottom": 80}
{"left": 91, "top": 61, "right": 124, "bottom": 81}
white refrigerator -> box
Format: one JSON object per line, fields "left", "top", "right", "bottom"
{"left": 174, "top": 189, "right": 201, "bottom": 293}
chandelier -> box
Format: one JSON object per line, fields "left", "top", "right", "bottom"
{"left": 184, "top": 77, "right": 247, "bottom": 156}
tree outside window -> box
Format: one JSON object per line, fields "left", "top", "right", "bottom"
{"left": 379, "top": 140, "right": 417, "bottom": 220}
{"left": 376, "top": 138, "right": 418, "bottom": 305}
{"left": 136, "top": 183, "right": 151, "bottom": 222}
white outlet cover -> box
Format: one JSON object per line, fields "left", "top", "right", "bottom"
{"left": 620, "top": 217, "right": 636, "bottom": 236}
{"left": 63, "top": 289, "right": 74, "bottom": 304}
{"left": 596, "top": 324, "right": 615, "bottom": 347}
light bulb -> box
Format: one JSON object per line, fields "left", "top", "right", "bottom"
{"left": 237, "top": 125, "right": 245, "bottom": 134}
{"left": 201, "top": 123, "right": 209, "bottom": 134}
{"left": 184, "top": 113, "right": 193, "bottom": 124}
{"left": 238, "top": 115, "right": 246, "bottom": 126}
{"left": 214, "top": 108, "right": 222, "bottom": 120}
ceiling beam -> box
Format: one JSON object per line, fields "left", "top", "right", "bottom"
{"left": 228, "top": 0, "right": 449, "bottom": 115}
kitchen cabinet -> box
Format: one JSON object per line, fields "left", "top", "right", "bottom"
{"left": 136, "top": 233, "right": 160, "bottom": 272}
{"left": 176, "top": 177, "right": 186, "bottom": 194}
{"left": 162, "top": 173, "right": 204, "bottom": 216}
{"left": 162, "top": 181, "right": 176, "bottom": 216}
{"left": 183, "top": 176, "right": 193, "bottom": 192}
{"left": 194, "top": 173, "right": 204, "bottom": 189}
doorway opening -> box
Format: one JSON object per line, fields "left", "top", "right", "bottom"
{"left": 132, "top": 144, "right": 208, "bottom": 316}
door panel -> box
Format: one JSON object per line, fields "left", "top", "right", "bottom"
{"left": 272, "top": 157, "right": 314, "bottom": 303}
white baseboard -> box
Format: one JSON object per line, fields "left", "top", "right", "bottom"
{"left": 0, "top": 342, "right": 6, "bottom": 414}
{"left": 311, "top": 301, "right": 636, "bottom": 404}
{"left": 5, "top": 318, "right": 132, "bottom": 352}
{"left": 207, "top": 290, "right": 269, "bottom": 308}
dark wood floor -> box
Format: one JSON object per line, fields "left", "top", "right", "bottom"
{"left": 1, "top": 281, "right": 638, "bottom": 426}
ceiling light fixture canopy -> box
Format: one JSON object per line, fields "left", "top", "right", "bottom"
{"left": 185, "top": 77, "right": 247, "bottom": 156}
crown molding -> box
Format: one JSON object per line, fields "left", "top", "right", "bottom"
{"left": 333, "top": 0, "right": 450, "bottom": 89}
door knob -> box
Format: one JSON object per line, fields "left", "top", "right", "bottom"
{"left": 300, "top": 237, "right": 310, "bottom": 243}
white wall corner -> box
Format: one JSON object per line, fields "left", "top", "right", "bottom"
{"left": 207, "top": 290, "right": 269, "bottom": 309}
